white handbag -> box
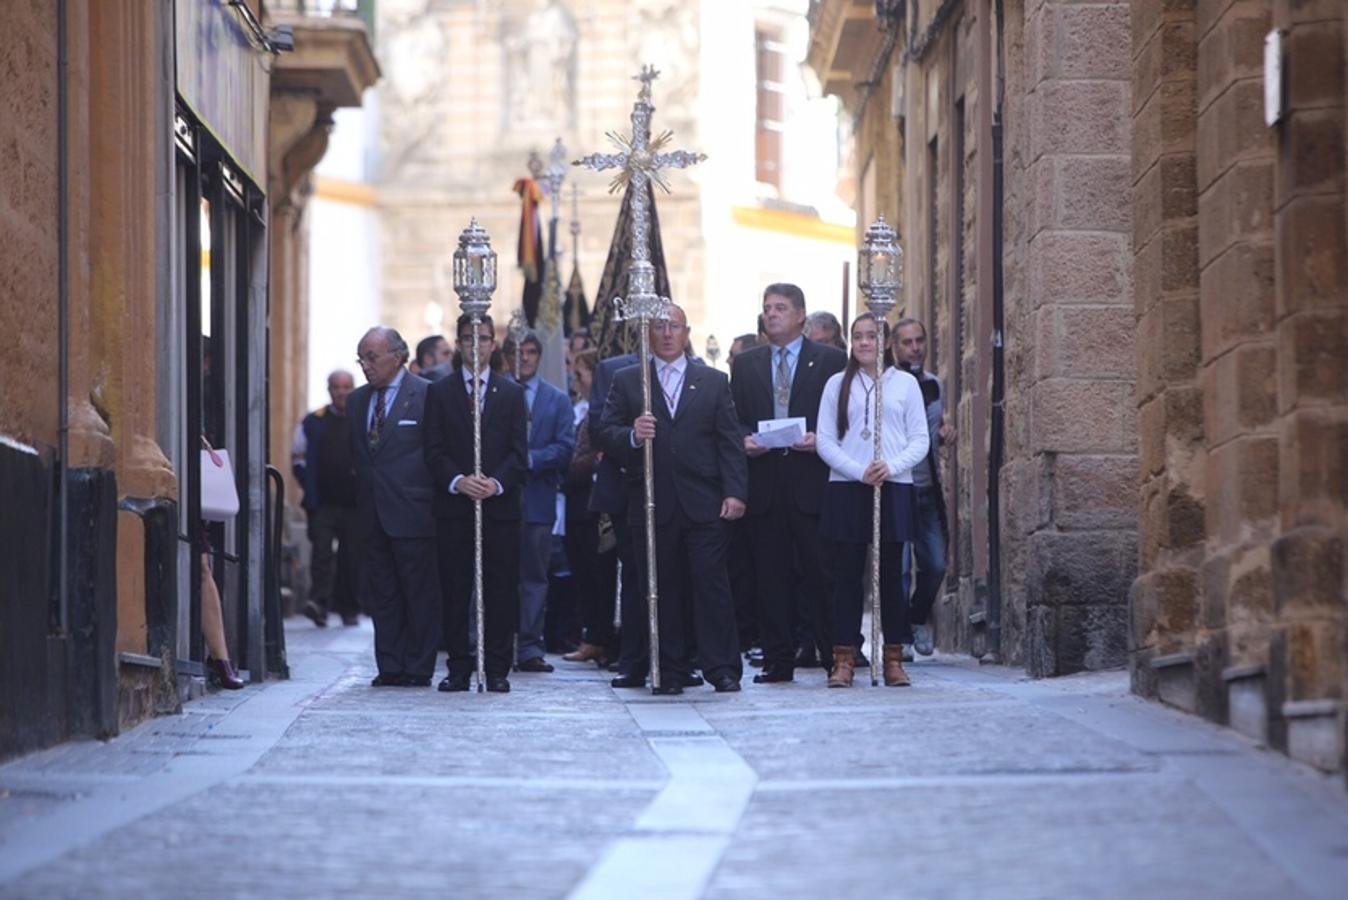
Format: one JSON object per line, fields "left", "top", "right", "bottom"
{"left": 200, "top": 442, "right": 240, "bottom": 522}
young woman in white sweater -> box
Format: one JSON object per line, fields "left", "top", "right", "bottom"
{"left": 815, "top": 313, "right": 930, "bottom": 687}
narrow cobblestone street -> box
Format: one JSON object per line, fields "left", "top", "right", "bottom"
{"left": 0, "top": 622, "right": 1345, "bottom": 898}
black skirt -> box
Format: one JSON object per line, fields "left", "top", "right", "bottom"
{"left": 819, "top": 481, "right": 918, "bottom": 545}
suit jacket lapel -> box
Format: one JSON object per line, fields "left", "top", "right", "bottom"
{"left": 789, "top": 339, "right": 817, "bottom": 412}
{"left": 673, "top": 362, "right": 701, "bottom": 423}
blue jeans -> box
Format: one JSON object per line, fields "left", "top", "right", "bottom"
{"left": 901, "top": 485, "right": 948, "bottom": 626}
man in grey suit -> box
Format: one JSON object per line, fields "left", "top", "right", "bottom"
{"left": 349, "top": 327, "right": 440, "bottom": 687}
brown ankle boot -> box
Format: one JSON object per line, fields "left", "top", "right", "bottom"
{"left": 882, "top": 645, "right": 912, "bottom": 687}
{"left": 827, "top": 646, "right": 855, "bottom": 688}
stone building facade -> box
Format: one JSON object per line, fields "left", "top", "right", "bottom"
{"left": 808, "top": 0, "right": 1346, "bottom": 774}
{"left": 0, "top": 0, "right": 376, "bottom": 760}
{"left": 374, "top": 0, "right": 854, "bottom": 365}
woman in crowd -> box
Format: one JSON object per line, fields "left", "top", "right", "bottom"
{"left": 814, "top": 313, "right": 929, "bottom": 688}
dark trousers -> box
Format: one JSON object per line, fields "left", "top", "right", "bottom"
{"left": 828, "top": 540, "right": 913, "bottom": 647}
{"left": 565, "top": 513, "right": 615, "bottom": 650}
{"left": 308, "top": 504, "right": 360, "bottom": 617}
{"left": 727, "top": 520, "right": 758, "bottom": 650}
{"left": 902, "top": 485, "right": 948, "bottom": 625}
{"left": 632, "top": 505, "right": 742, "bottom": 682}
{"left": 748, "top": 503, "right": 832, "bottom": 668}
{"left": 362, "top": 526, "right": 440, "bottom": 679}
{"left": 614, "top": 516, "right": 648, "bottom": 677}
{"left": 437, "top": 516, "right": 520, "bottom": 678}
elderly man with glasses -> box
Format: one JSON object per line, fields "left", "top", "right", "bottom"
{"left": 348, "top": 326, "right": 442, "bottom": 687}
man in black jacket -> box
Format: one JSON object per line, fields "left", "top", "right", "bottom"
{"left": 731, "top": 283, "right": 847, "bottom": 683}
{"left": 423, "top": 314, "right": 528, "bottom": 693}
{"left": 598, "top": 306, "right": 748, "bottom": 694}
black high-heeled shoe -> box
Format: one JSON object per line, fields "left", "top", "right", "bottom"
{"left": 207, "top": 657, "right": 245, "bottom": 690}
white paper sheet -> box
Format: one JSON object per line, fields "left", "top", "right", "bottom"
{"left": 753, "top": 417, "right": 807, "bottom": 449}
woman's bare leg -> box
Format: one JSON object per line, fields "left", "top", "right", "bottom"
{"left": 200, "top": 553, "right": 231, "bottom": 662}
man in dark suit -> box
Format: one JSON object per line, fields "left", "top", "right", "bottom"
{"left": 598, "top": 305, "right": 748, "bottom": 695}
{"left": 349, "top": 327, "right": 440, "bottom": 687}
{"left": 731, "top": 283, "right": 847, "bottom": 683}
{"left": 423, "top": 314, "right": 529, "bottom": 693}
{"left": 508, "top": 330, "right": 575, "bottom": 673}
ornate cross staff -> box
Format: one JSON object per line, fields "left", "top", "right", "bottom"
{"left": 857, "top": 216, "right": 902, "bottom": 687}
{"left": 574, "top": 66, "right": 705, "bottom": 692}
{"left": 506, "top": 308, "right": 528, "bottom": 381}
{"left": 453, "top": 219, "right": 498, "bottom": 693}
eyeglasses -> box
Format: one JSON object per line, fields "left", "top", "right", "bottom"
{"left": 355, "top": 350, "right": 391, "bottom": 365}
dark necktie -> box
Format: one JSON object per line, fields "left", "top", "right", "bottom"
{"left": 369, "top": 386, "right": 387, "bottom": 450}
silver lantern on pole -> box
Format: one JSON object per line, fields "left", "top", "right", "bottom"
{"left": 574, "top": 66, "right": 705, "bottom": 693}
{"left": 452, "top": 218, "right": 498, "bottom": 693}
{"left": 856, "top": 215, "right": 902, "bottom": 686}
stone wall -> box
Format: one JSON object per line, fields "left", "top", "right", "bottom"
{"left": 1011, "top": 0, "right": 1138, "bottom": 675}
{"left": 1131, "top": 0, "right": 1348, "bottom": 774}
{"left": 0, "top": 0, "right": 60, "bottom": 450}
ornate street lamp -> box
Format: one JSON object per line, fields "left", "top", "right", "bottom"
{"left": 856, "top": 215, "right": 903, "bottom": 686}
{"left": 452, "top": 218, "right": 497, "bottom": 692}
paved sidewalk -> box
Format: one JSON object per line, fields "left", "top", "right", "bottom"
{"left": 2, "top": 619, "right": 1346, "bottom": 898}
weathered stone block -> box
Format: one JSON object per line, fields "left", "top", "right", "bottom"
{"left": 1195, "top": 77, "right": 1272, "bottom": 191}
{"left": 1195, "top": 2, "right": 1269, "bottom": 113}
{"left": 1196, "top": 160, "right": 1273, "bottom": 268}
{"left": 1060, "top": 155, "right": 1132, "bottom": 233}
{"left": 1284, "top": 701, "right": 1344, "bottom": 771}
{"left": 1277, "top": 108, "right": 1346, "bottom": 203}
{"left": 1285, "top": 621, "right": 1345, "bottom": 702}
{"left": 1206, "top": 539, "right": 1274, "bottom": 631}
{"left": 1279, "top": 310, "right": 1348, "bottom": 411}
{"left": 1276, "top": 196, "right": 1348, "bottom": 321}
{"left": 1131, "top": 571, "right": 1161, "bottom": 649}
{"left": 1199, "top": 240, "right": 1275, "bottom": 363}
{"left": 1227, "top": 671, "right": 1269, "bottom": 742}
{"left": 1154, "top": 652, "right": 1199, "bottom": 710}
{"left": 1001, "top": 456, "right": 1053, "bottom": 538}
{"left": 1196, "top": 0, "right": 1259, "bottom": 49}
{"left": 1272, "top": 524, "right": 1345, "bottom": 616}
{"left": 1139, "top": 396, "right": 1167, "bottom": 476}
{"left": 1205, "top": 435, "right": 1280, "bottom": 543}
{"left": 1135, "top": 0, "right": 1199, "bottom": 51}
{"left": 1056, "top": 2, "right": 1132, "bottom": 81}
{"left": 1285, "top": 21, "right": 1343, "bottom": 106}
{"left": 1280, "top": 409, "right": 1348, "bottom": 518}
{"left": 1054, "top": 453, "right": 1139, "bottom": 531}
{"left": 1057, "top": 603, "right": 1131, "bottom": 673}
{"left": 1133, "top": 80, "right": 1197, "bottom": 183}
{"left": 1028, "top": 231, "right": 1131, "bottom": 306}
{"left": 1029, "top": 529, "right": 1138, "bottom": 610}
{"left": 1134, "top": 154, "right": 1197, "bottom": 251}
{"left": 1133, "top": 21, "right": 1197, "bottom": 116}
{"left": 1058, "top": 305, "right": 1137, "bottom": 380}
{"left": 1201, "top": 340, "right": 1278, "bottom": 448}
{"left": 1031, "top": 80, "right": 1129, "bottom": 163}
{"left": 1031, "top": 379, "right": 1131, "bottom": 453}
{"left": 1137, "top": 293, "right": 1201, "bottom": 399}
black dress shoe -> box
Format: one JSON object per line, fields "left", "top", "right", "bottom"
{"left": 515, "top": 657, "right": 555, "bottom": 673}
{"left": 710, "top": 674, "right": 741, "bottom": 693}
{"left": 681, "top": 673, "right": 705, "bottom": 688}
{"left": 371, "top": 673, "right": 407, "bottom": 687}
{"left": 208, "top": 657, "right": 246, "bottom": 690}
{"left": 606, "top": 661, "right": 622, "bottom": 672}
{"left": 610, "top": 674, "right": 646, "bottom": 689}
{"left": 651, "top": 682, "right": 683, "bottom": 695}
{"left": 303, "top": 600, "right": 329, "bottom": 628}
{"left": 438, "top": 674, "right": 470, "bottom": 692}
{"left": 486, "top": 675, "right": 511, "bottom": 693}
{"left": 752, "top": 664, "right": 794, "bottom": 684}
{"left": 403, "top": 676, "right": 431, "bottom": 687}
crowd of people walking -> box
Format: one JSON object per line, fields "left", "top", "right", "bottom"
{"left": 289, "top": 283, "right": 952, "bottom": 695}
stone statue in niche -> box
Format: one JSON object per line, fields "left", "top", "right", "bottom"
{"left": 502, "top": 0, "right": 579, "bottom": 134}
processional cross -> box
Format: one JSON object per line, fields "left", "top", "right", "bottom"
{"left": 574, "top": 66, "right": 705, "bottom": 693}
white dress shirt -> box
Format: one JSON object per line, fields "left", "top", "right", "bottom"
{"left": 815, "top": 367, "right": 930, "bottom": 483}
{"left": 449, "top": 366, "right": 503, "bottom": 496}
